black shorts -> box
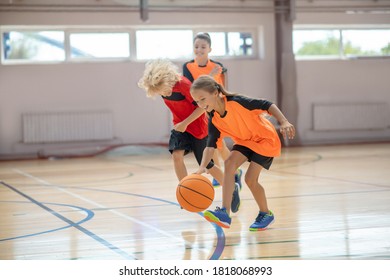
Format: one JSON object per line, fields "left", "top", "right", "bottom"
{"left": 168, "top": 130, "right": 214, "bottom": 169}
{"left": 232, "top": 144, "right": 274, "bottom": 170}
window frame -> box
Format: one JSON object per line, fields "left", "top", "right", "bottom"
{"left": 192, "top": 27, "right": 258, "bottom": 60}
{"left": 293, "top": 25, "right": 390, "bottom": 60}
{"left": 68, "top": 30, "right": 131, "bottom": 61}
{"left": 134, "top": 27, "right": 194, "bottom": 61}
{"left": 1, "top": 25, "right": 259, "bottom": 65}
{"left": 1, "top": 26, "right": 67, "bottom": 64}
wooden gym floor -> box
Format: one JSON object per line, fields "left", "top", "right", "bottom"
{"left": 0, "top": 142, "right": 389, "bottom": 260}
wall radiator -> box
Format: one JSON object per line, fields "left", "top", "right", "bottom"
{"left": 22, "top": 111, "right": 114, "bottom": 143}
{"left": 313, "top": 103, "right": 389, "bottom": 131}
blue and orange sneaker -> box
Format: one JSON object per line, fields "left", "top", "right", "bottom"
{"left": 212, "top": 178, "right": 221, "bottom": 188}
{"left": 235, "top": 168, "right": 243, "bottom": 190}
{"left": 249, "top": 210, "right": 275, "bottom": 231}
{"left": 204, "top": 207, "right": 231, "bottom": 228}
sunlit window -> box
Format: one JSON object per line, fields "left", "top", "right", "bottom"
{"left": 293, "top": 30, "right": 341, "bottom": 57}
{"left": 2, "top": 31, "right": 65, "bottom": 62}
{"left": 136, "top": 30, "right": 255, "bottom": 60}
{"left": 1, "top": 26, "right": 257, "bottom": 64}
{"left": 228, "top": 32, "right": 253, "bottom": 56}
{"left": 294, "top": 27, "right": 390, "bottom": 59}
{"left": 69, "top": 33, "right": 130, "bottom": 58}
{"left": 342, "top": 29, "right": 390, "bottom": 57}
{"left": 208, "top": 31, "right": 253, "bottom": 56}
{"left": 136, "top": 30, "right": 193, "bottom": 60}
{"left": 207, "top": 32, "right": 226, "bottom": 56}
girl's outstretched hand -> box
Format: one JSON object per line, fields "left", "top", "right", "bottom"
{"left": 280, "top": 121, "right": 296, "bottom": 140}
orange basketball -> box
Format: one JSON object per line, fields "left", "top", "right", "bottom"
{"left": 176, "top": 174, "right": 215, "bottom": 212}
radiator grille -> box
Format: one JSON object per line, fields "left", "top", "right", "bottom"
{"left": 22, "top": 111, "right": 114, "bottom": 143}
{"left": 313, "top": 103, "right": 389, "bottom": 131}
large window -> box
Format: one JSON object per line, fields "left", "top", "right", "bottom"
{"left": 69, "top": 32, "right": 130, "bottom": 59}
{"left": 1, "top": 26, "right": 257, "bottom": 64}
{"left": 207, "top": 31, "right": 254, "bottom": 57}
{"left": 136, "top": 30, "right": 193, "bottom": 60}
{"left": 342, "top": 29, "right": 390, "bottom": 57}
{"left": 3, "top": 30, "right": 65, "bottom": 62}
{"left": 293, "top": 27, "right": 390, "bottom": 59}
{"left": 135, "top": 30, "right": 254, "bottom": 60}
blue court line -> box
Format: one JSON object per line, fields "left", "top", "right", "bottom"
{"left": 61, "top": 185, "right": 227, "bottom": 260}
{"left": 0, "top": 200, "right": 94, "bottom": 242}
{"left": 196, "top": 212, "right": 225, "bottom": 260}
{"left": 1, "top": 182, "right": 137, "bottom": 260}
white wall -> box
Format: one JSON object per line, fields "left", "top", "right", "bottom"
{"left": 0, "top": 9, "right": 389, "bottom": 157}
{"left": 294, "top": 13, "right": 390, "bottom": 145}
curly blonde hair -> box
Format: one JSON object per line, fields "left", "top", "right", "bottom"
{"left": 138, "top": 59, "right": 181, "bottom": 98}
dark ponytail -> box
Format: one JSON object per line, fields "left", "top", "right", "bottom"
{"left": 191, "top": 75, "right": 236, "bottom": 97}
{"left": 194, "top": 32, "right": 212, "bottom": 47}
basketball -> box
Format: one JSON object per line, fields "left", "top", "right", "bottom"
{"left": 176, "top": 174, "right": 215, "bottom": 212}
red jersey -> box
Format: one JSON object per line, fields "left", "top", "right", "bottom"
{"left": 207, "top": 95, "right": 281, "bottom": 157}
{"left": 162, "top": 76, "right": 208, "bottom": 139}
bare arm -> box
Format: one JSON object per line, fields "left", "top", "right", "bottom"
{"left": 173, "top": 107, "right": 205, "bottom": 132}
{"left": 268, "top": 104, "right": 295, "bottom": 140}
{"left": 195, "top": 147, "right": 215, "bottom": 174}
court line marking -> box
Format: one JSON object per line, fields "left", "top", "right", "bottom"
{"left": 10, "top": 164, "right": 389, "bottom": 259}
{"left": 13, "top": 165, "right": 389, "bottom": 259}
{"left": 34, "top": 184, "right": 227, "bottom": 259}
{"left": 12, "top": 168, "right": 216, "bottom": 258}
{"left": 0, "top": 200, "right": 94, "bottom": 242}
{"left": 5, "top": 145, "right": 389, "bottom": 260}
{"left": 20, "top": 182, "right": 227, "bottom": 259}
{"left": 1, "top": 181, "right": 135, "bottom": 260}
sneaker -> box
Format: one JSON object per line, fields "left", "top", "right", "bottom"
{"left": 249, "top": 210, "right": 275, "bottom": 231}
{"left": 231, "top": 183, "right": 241, "bottom": 213}
{"left": 204, "top": 207, "right": 231, "bottom": 228}
{"left": 212, "top": 178, "right": 221, "bottom": 188}
{"left": 235, "top": 168, "right": 243, "bottom": 190}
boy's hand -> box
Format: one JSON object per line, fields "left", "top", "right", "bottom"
{"left": 173, "top": 122, "right": 188, "bottom": 132}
